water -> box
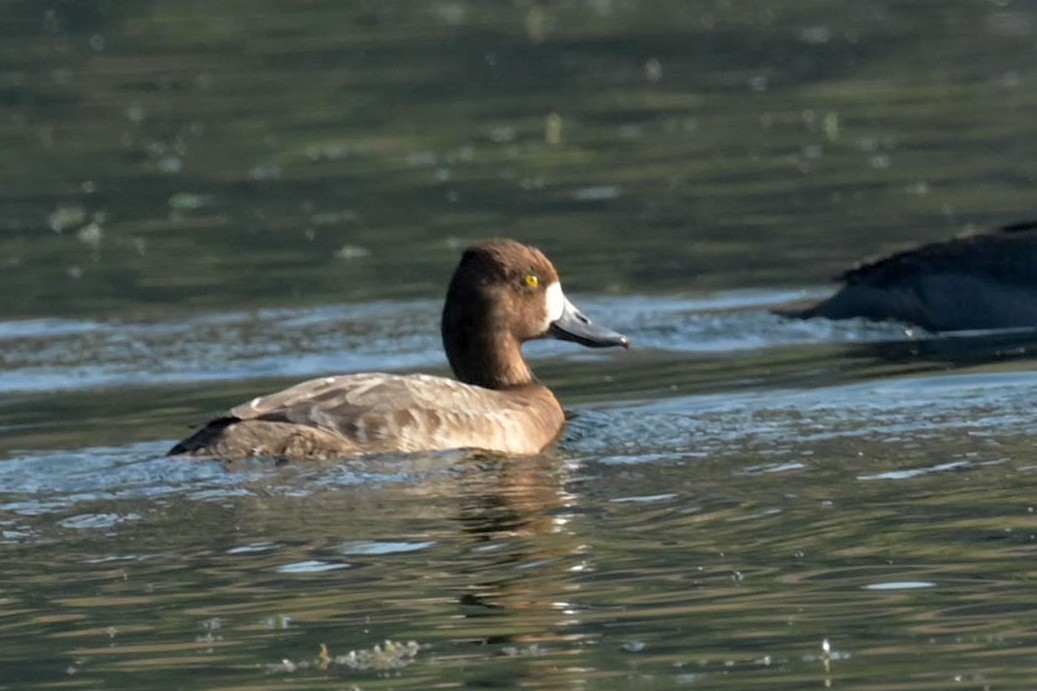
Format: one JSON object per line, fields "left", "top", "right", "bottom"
{"left": 2, "top": 0, "right": 1037, "bottom": 688}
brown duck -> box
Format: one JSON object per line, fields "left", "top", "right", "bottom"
{"left": 169, "top": 239, "right": 629, "bottom": 460}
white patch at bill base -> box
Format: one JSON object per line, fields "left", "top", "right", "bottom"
{"left": 544, "top": 281, "right": 567, "bottom": 329}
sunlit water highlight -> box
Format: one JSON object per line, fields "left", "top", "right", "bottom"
{"left": 0, "top": 289, "right": 908, "bottom": 394}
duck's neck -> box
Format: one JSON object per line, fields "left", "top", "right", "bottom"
{"left": 444, "top": 327, "right": 536, "bottom": 389}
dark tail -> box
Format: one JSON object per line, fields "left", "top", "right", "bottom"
{"left": 167, "top": 417, "right": 237, "bottom": 456}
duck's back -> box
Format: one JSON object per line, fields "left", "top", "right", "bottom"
{"left": 169, "top": 373, "right": 565, "bottom": 460}
{"left": 839, "top": 221, "right": 1037, "bottom": 289}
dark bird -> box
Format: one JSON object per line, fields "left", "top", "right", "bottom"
{"left": 776, "top": 220, "right": 1037, "bottom": 332}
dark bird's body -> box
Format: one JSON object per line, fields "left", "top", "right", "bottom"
{"left": 778, "top": 221, "right": 1037, "bottom": 332}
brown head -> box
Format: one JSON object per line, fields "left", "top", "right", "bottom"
{"left": 441, "top": 239, "right": 628, "bottom": 389}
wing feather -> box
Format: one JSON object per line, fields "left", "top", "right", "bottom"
{"left": 225, "top": 373, "right": 558, "bottom": 455}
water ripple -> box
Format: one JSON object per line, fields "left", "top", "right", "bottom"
{"left": 0, "top": 291, "right": 915, "bottom": 395}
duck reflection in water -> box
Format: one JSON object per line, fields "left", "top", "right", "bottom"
{"left": 229, "top": 450, "right": 595, "bottom": 664}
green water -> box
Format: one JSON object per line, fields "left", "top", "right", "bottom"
{"left": 2, "top": 1, "right": 1037, "bottom": 688}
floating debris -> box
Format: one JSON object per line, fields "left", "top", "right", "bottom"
{"left": 267, "top": 639, "right": 424, "bottom": 675}
{"left": 334, "top": 244, "right": 370, "bottom": 261}
{"left": 644, "top": 57, "right": 663, "bottom": 82}
{"left": 797, "top": 26, "right": 832, "bottom": 44}
{"left": 310, "top": 210, "right": 358, "bottom": 225}
{"left": 445, "top": 144, "right": 475, "bottom": 163}
{"left": 487, "top": 126, "right": 516, "bottom": 143}
{"left": 48, "top": 205, "right": 87, "bottom": 234}
{"left": 823, "top": 112, "right": 839, "bottom": 141}
{"left": 500, "top": 643, "right": 545, "bottom": 657}
{"left": 318, "top": 643, "right": 332, "bottom": 670}
{"left": 617, "top": 123, "right": 643, "bottom": 139}
{"left": 406, "top": 150, "right": 438, "bottom": 167}
{"left": 869, "top": 154, "right": 891, "bottom": 169}
{"left": 126, "top": 105, "right": 145, "bottom": 123}
{"left": 525, "top": 4, "right": 548, "bottom": 43}
{"left": 156, "top": 156, "right": 183, "bottom": 174}
{"left": 307, "top": 143, "right": 350, "bottom": 161}
{"left": 76, "top": 222, "right": 103, "bottom": 248}
{"left": 248, "top": 163, "right": 281, "bottom": 180}
{"left": 904, "top": 181, "right": 929, "bottom": 196}
{"left": 263, "top": 614, "right": 293, "bottom": 630}
{"left": 572, "top": 185, "right": 621, "bottom": 202}
{"left": 336, "top": 639, "right": 423, "bottom": 670}
{"left": 545, "top": 112, "right": 563, "bottom": 145}
{"left": 196, "top": 617, "right": 224, "bottom": 646}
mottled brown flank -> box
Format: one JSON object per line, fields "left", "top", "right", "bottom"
{"left": 168, "top": 239, "right": 585, "bottom": 461}
{"left": 394, "top": 408, "right": 416, "bottom": 430}
{"left": 170, "top": 373, "right": 565, "bottom": 460}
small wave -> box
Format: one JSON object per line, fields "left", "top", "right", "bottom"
{"left": 0, "top": 290, "right": 919, "bottom": 395}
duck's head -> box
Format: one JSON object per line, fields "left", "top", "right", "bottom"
{"left": 442, "top": 239, "right": 628, "bottom": 388}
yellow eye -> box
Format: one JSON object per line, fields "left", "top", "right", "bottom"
{"left": 523, "top": 273, "right": 540, "bottom": 289}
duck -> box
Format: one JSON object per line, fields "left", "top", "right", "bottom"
{"left": 168, "top": 239, "right": 629, "bottom": 460}
{"left": 775, "top": 220, "right": 1037, "bottom": 332}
